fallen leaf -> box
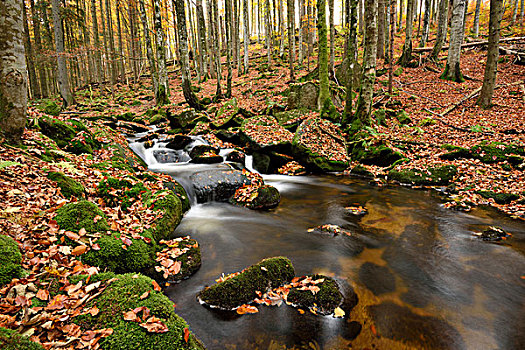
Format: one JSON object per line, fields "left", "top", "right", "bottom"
{"left": 184, "top": 327, "right": 190, "bottom": 343}
{"left": 71, "top": 245, "right": 88, "bottom": 256}
{"left": 36, "top": 289, "right": 49, "bottom": 301}
{"left": 333, "top": 307, "right": 345, "bottom": 318}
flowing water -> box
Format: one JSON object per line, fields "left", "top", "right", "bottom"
{"left": 130, "top": 136, "right": 525, "bottom": 350}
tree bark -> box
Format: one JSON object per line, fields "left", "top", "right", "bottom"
{"left": 138, "top": 0, "right": 159, "bottom": 99}
{"left": 23, "top": 2, "right": 40, "bottom": 99}
{"left": 196, "top": 0, "right": 209, "bottom": 81}
{"left": 355, "top": 0, "right": 378, "bottom": 125}
{"left": 266, "top": 0, "right": 272, "bottom": 65}
{"left": 342, "top": 0, "right": 358, "bottom": 126}
{"left": 0, "top": 0, "right": 28, "bottom": 144}
{"left": 51, "top": 0, "right": 74, "bottom": 107}
{"left": 398, "top": 0, "right": 415, "bottom": 66}
{"left": 441, "top": 0, "right": 465, "bottom": 82}
{"left": 473, "top": 0, "right": 482, "bottom": 36}
{"left": 429, "top": 0, "right": 448, "bottom": 60}
{"left": 225, "top": 0, "right": 233, "bottom": 97}
{"left": 419, "top": 0, "right": 431, "bottom": 47}
{"left": 477, "top": 0, "right": 503, "bottom": 108}
{"left": 329, "top": 0, "right": 335, "bottom": 72}
{"left": 154, "top": 0, "right": 169, "bottom": 105}
{"left": 212, "top": 0, "right": 222, "bottom": 99}
{"left": 91, "top": 0, "right": 102, "bottom": 83}
{"left": 243, "top": 0, "right": 250, "bottom": 73}
{"left": 29, "top": 0, "right": 49, "bottom": 97}
{"left": 106, "top": 0, "right": 117, "bottom": 88}
{"left": 388, "top": 0, "right": 396, "bottom": 94}
{"left": 287, "top": 0, "right": 295, "bottom": 80}
{"left": 317, "top": 0, "right": 332, "bottom": 110}
{"left": 377, "top": 0, "right": 386, "bottom": 59}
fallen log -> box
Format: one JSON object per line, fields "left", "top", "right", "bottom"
{"left": 499, "top": 47, "right": 525, "bottom": 65}
{"left": 413, "top": 36, "right": 525, "bottom": 53}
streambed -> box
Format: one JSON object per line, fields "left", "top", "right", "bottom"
{"left": 130, "top": 135, "right": 525, "bottom": 350}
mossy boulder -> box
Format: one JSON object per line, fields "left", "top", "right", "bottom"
{"left": 212, "top": 98, "right": 242, "bottom": 129}
{"left": 476, "top": 191, "right": 519, "bottom": 204}
{"left": 0, "top": 327, "right": 44, "bottom": 350}
{"left": 89, "top": 160, "right": 134, "bottom": 172}
{"left": 41, "top": 100, "right": 61, "bottom": 116}
{"left": 287, "top": 82, "right": 319, "bottom": 110}
{"left": 55, "top": 201, "right": 109, "bottom": 234}
{"left": 168, "top": 108, "right": 208, "bottom": 132}
{"left": 239, "top": 115, "right": 294, "bottom": 152}
{"left": 146, "top": 191, "right": 183, "bottom": 242}
{"left": 225, "top": 150, "right": 246, "bottom": 165}
{"left": 273, "top": 108, "right": 310, "bottom": 132}
{"left": 197, "top": 257, "right": 295, "bottom": 310}
{"left": 287, "top": 275, "right": 343, "bottom": 315}
{"left": 470, "top": 142, "right": 525, "bottom": 164}
{"left": 46, "top": 171, "right": 84, "bottom": 199}
{"left": 73, "top": 273, "right": 204, "bottom": 350}
{"left": 335, "top": 58, "right": 362, "bottom": 88}
{"left": 395, "top": 110, "right": 412, "bottom": 125}
{"left": 38, "top": 116, "right": 77, "bottom": 149}
{"left": 0, "top": 235, "right": 23, "bottom": 286}
{"left": 388, "top": 165, "right": 457, "bottom": 186}
{"left": 163, "top": 181, "right": 191, "bottom": 213}
{"left": 292, "top": 117, "right": 349, "bottom": 172}
{"left": 82, "top": 232, "right": 156, "bottom": 274}
{"left": 96, "top": 176, "right": 147, "bottom": 211}
{"left": 439, "top": 146, "right": 472, "bottom": 160}
{"left": 350, "top": 165, "right": 374, "bottom": 178}
{"left": 165, "top": 135, "right": 193, "bottom": 150}
{"left": 154, "top": 238, "right": 201, "bottom": 283}
{"left": 230, "top": 185, "right": 281, "bottom": 210}
{"left": 353, "top": 144, "right": 404, "bottom": 167}
{"left": 190, "top": 169, "right": 251, "bottom": 203}
{"left": 188, "top": 145, "right": 223, "bottom": 164}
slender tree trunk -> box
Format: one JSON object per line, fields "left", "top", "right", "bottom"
{"left": 212, "top": 0, "right": 222, "bottom": 99}
{"left": 419, "top": 0, "right": 431, "bottom": 46}
{"left": 512, "top": 0, "right": 519, "bottom": 23}
{"left": 398, "top": 0, "right": 404, "bottom": 31}
{"left": 99, "top": 0, "right": 109, "bottom": 81}
{"left": 398, "top": 0, "right": 415, "bottom": 66}
{"left": 244, "top": 0, "right": 250, "bottom": 73}
{"left": 388, "top": 0, "right": 396, "bottom": 94}
{"left": 355, "top": 0, "right": 378, "bottom": 125}
{"left": 477, "top": 0, "right": 503, "bottom": 108}
{"left": 342, "top": 0, "right": 358, "bottom": 125}
{"left": 235, "top": 0, "right": 242, "bottom": 73}
{"left": 279, "top": 0, "right": 285, "bottom": 56}
{"left": 520, "top": 0, "right": 524, "bottom": 25}
{"left": 299, "top": 0, "right": 304, "bottom": 64}
{"left": 174, "top": 0, "right": 203, "bottom": 109}
{"left": 377, "top": 0, "right": 386, "bottom": 59}
{"left": 0, "top": 0, "right": 28, "bottom": 144}
{"left": 329, "top": 0, "right": 335, "bottom": 73}
{"left": 359, "top": 0, "right": 365, "bottom": 34}
{"left": 266, "top": 0, "right": 272, "bottom": 65}
{"left": 91, "top": 0, "right": 102, "bottom": 83}
{"left": 51, "top": 0, "right": 74, "bottom": 107}
{"left": 106, "top": 0, "right": 117, "bottom": 90}
{"left": 138, "top": 0, "right": 159, "bottom": 98}
{"left": 317, "top": 0, "right": 332, "bottom": 110}
{"left": 441, "top": 0, "right": 465, "bottom": 82}
{"left": 225, "top": 0, "right": 233, "bottom": 97}
{"left": 473, "top": 0, "right": 482, "bottom": 36}
{"left": 429, "top": 0, "right": 448, "bottom": 61}
{"left": 129, "top": 0, "right": 139, "bottom": 82}
{"left": 196, "top": 0, "right": 209, "bottom": 81}
{"left": 154, "top": 0, "right": 169, "bottom": 105}
{"left": 23, "top": 3, "right": 40, "bottom": 99}
{"left": 116, "top": 0, "right": 125, "bottom": 81}
{"left": 206, "top": 0, "right": 216, "bottom": 78}
{"left": 29, "top": 0, "right": 49, "bottom": 97}
{"left": 287, "top": 0, "right": 296, "bottom": 80}
{"left": 41, "top": 2, "right": 58, "bottom": 95}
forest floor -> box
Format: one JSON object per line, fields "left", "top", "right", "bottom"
{"left": 1, "top": 13, "right": 525, "bottom": 350}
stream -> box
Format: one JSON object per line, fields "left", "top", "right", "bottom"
{"left": 129, "top": 134, "right": 525, "bottom": 350}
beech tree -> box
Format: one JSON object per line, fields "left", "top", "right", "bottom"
{"left": 429, "top": 0, "right": 449, "bottom": 62}
{"left": 153, "top": 0, "right": 169, "bottom": 105}
{"left": 398, "top": 0, "right": 415, "bottom": 66}
{"left": 287, "top": 0, "right": 295, "bottom": 80}
{"left": 0, "top": 0, "right": 28, "bottom": 144}
{"left": 441, "top": 0, "right": 466, "bottom": 82}
{"left": 317, "top": 0, "right": 332, "bottom": 110}
{"left": 477, "top": 0, "right": 504, "bottom": 108}
{"left": 342, "top": 0, "right": 358, "bottom": 126}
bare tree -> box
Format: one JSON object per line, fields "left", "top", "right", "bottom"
{"left": 154, "top": 0, "right": 169, "bottom": 105}
{"left": 441, "top": 0, "right": 466, "bottom": 82}
{"left": 287, "top": 0, "right": 295, "bottom": 80}
{"left": 0, "top": 0, "right": 28, "bottom": 144}
{"left": 244, "top": 0, "right": 250, "bottom": 73}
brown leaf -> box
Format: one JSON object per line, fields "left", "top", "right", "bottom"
{"left": 123, "top": 310, "right": 138, "bottom": 322}
{"left": 140, "top": 291, "right": 150, "bottom": 300}
{"left": 151, "top": 280, "right": 161, "bottom": 292}
{"left": 36, "top": 289, "right": 49, "bottom": 301}
{"left": 72, "top": 245, "right": 88, "bottom": 256}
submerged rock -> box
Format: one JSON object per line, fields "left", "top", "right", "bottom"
{"left": 286, "top": 275, "right": 344, "bottom": 315}
{"left": 153, "top": 150, "right": 189, "bottom": 163}
{"left": 477, "top": 226, "right": 512, "bottom": 242}
{"left": 165, "top": 134, "right": 192, "bottom": 150}
{"left": 190, "top": 169, "right": 251, "bottom": 203}
{"left": 197, "top": 257, "right": 295, "bottom": 310}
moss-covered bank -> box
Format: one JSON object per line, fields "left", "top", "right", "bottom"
{"left": 0, "top": 235, "right": 23, "bottom": 286}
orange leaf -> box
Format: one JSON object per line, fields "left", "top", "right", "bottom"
{"left": 65, "top": 231, "right": 80, "bottom": 241}
{"left": 89, "top": 306, "right": 100, "bottom": 316}
{"left": 140, "top": 291, "right": 150, "bottom": 300}
{"left": 236, "top": 304, "right": 259, "bottom": 315}
{"left": 184, "top": 327, "right": 190, "bottom": 343}
{"left": 36, "top": 289, "right": 49, "bottom": 301}
{"left": 72, "top": 245, "right": 88, "bottom": 256}
{"left": 123, "top": 310, "right": 138, "bottom": 322}
{"left": 152, "top": 280, "right": 161, "bottom": 292}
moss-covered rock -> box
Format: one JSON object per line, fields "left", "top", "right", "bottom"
{"left": 230, "top": 185, "right": 281, "bottom": 210}
{"left": 0, "top": 235, "right": 23, "bottom": 286}
{"left": 188, "top": 145, "right": 222, "bottom": 164}
{"left": 197, "top": 257, "right": 295, "bottom": 310}
{"left": 190, "top": 169, "right": 251, "bottom": 203}
{"left": 476, "top": 191, "right": 519, "bottom": 204}
{"left": 89, "top": 160, "right": 134, "bottom": 172}
{"left": 96, "top": 176, "right": 147, "bottom": 211}
{"left": 40, "top": 100, "right": 61, "bottom": 116}
{"left": 350, "top": 165, "right": 374, "bottom": 178}
{"left": 0, "top": 327, "right": 44, "bottom": 350}
{"left": 439, "top": 147, "right": 472, "bottom": 160}
{"left": 353, "top": 144, "right": 405, "bottom": 167}
{"left": 470, "top": 142, "right": 525, "bottom": 164}
{"left": 55, "top": 200, "right": 109, "bottom": 234}
{"left": 73, "top": 273, "right": 204, "bottom": 350}
{"left": 146, "top": 191, "right": 183, "bottom": 242}
{"left": 212, "top": 98, "right": 242, "bottom": 129}
{"left": 388, "top": 165, "right": 457, "bottom": 186}
{"left": 163, "top": 181, "right": 191, "bottom": 213}
{"left": 154, "top": 238, "right": 201, "bottom": 282}
{"left": 46, "top": 171, "right": 84, "bottom": 199}
{"left": 395, "top": 110, "right": 412, "bottom": 125}
{"left": 240, "top": 115, "right": 294, "bottom": 152}
{"left": 287, "top": 275, "right": 343, "bottom": 315}
{"left": 38, "top": 116, "right": 77, "bottom": 149}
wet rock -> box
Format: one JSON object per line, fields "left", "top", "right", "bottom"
{"left": 476, "top": 191, "right": 519, "bottom": 205}
{"left": 214, "top": 128, "right": 241, "bottom": 144}
{"left": 165, "top": 135, "right": 192, "bottom": 150}
{"left": 225, "top": 150, "right": 246, "bottom": 165}
{"left": 189, "top": 144, "right": 223, "bottom": 164}
{"left": 197, "top": 257, "right": 295, "bottom": 310}
{"left": 153, "top": 150, "right": 189, "bottom": 163}
{"left": 477, "top": 226, "right": 512, "bottom": 241}
{"left": 388, "top": 165, "right": 457, "bottom": 186}
{"left": 230, "top": 185, "right": 281, "bottom": 210}
{"left": 307, "top": 224, "right": 352, "bottom": 237}
{"left": 287, "top": 275, "right": 344, "bottom": 315}
{"left": 189, "top": 144, "right": 220, "bottom": 158}
{"left": 154, "top": 237, "right": 201, "bottom": 283}
{"left": 252, "top": 152, "right": 270, "bottom": 173}
{"left": 350, "top": 165, "right": 374, "bottom": 178}
{"left": 190, "top": 169, "right": 251, "bottom": 203}
{"left": 136, "top": 132, "right": 159, "bottom": 143}
{"left": 358, "top": 262, "right": 396, "bottom": 296}
{"left": 353, "top": 144, "right": 404, "bottom": 167}
{"left": 167, "top": 108, "right": 208, "bottom": 131}
{"left": 369, "top": 302, "right": 465, "bottom": 349}
{"left": 292, "top": 117, "right": 349, "bottom": 172}
{"left": 341, "top": 321, "right": 362, "bottom": 341}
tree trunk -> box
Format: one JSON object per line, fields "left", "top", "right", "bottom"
{"left": 441, "top": 0, "right": 465, "bottom": 82}
{"left": 266, "top": 0, "right": 272, "bottom": 65}
{"left": 279, "top": 0, "right": 285, "bottom": 56}
{"left": 244, "top": 0, "right": 250, "bottom": 73}
{"left": 342, "top": 0, "right": 358, "bottom": 125}
{"left": 398, "top": 0, "right": 415, "bottom": 66}
{"left": 154, "top": 0, "right": 169, "bottom": 105}
{"left": 23, "top": 2, "right": 40, "bottom": 99}
{"left": 388, "top": 0, "right": 396, "bottom": 93}
{"left": 512, "top": 0, "right": 519, "bottom": 23}
{"left": 51, "top": 0, "right": 74, "bottom": 107}
{"left": 377, "top": 0, "right": 386, "bottom": 59}
{"left": 429, "top": 0, "right": 448, "bottom": 60}
{"left": 174, "top": 0, "right": 203, "bottom": 109}
{"left": 196, "top": 0, "right": 209, "bottom": 81}
{"left": 128, "top": 0, "right": 140, "bottom": 82}
{"left": 29, "top": 0, "right": 49, "bottom": 97}
{"left": 355, "top": 0, "right": 378, "bottom": 125}
{"left": 398, "top": 0, "right": 404, "bottom": 31}
{"left": 225, "top": 0, "right": 233, "bottom": 97}
{"left": 212, "top": 0, "right": 222, "bottom": 99}
{"left": 116, "top": 0, "right": 125, "bottom": 81}
{"left": 138, "top": 0, "right": 159, "bottom": 99}
{"left": 206, "top": 0, "right": 216, "bottom": 78}
{"left": 0, "top": 0, "right": 28, "bottom": 144}
{"left": 287, "top": 0, "right": 296, "bottom": 80}
{"left": 419, "top": 0, "right": 431, "bottom": 46}
{"left": 317, "top": 0, "right": 332, "bottom": 110}
{"left": 477, "top": 0, "right": 503, "bottom": 108}
{"left": 329, "top": 0, "right": 335, "bottom": 73}
{"left": 106, "top": 0, "right": 117, "bottom": 89}
{"left": 235, "top": 0, "right": 242, "bottom": 73}
{"left": 473, "top": 0, "right": 482, "bottom": 36}
{"left": 299, "top": 0, "right": 304, "bottom": 65}
{"left": 91, "top": 0, "right": 102, "bottom": 83}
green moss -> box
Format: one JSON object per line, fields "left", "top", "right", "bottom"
{"left": 146, "top": 192, "right": 183, "bottom": 242}
{"left": 419, "top": 118, "right": 436, "bottom": 127}
{"left": 0, "top": 235, "right": 23, "bottom": 286}
{"left": 73, "top": 273, "right": 204, "bottom": 350}
{"left": 55, "top": 200, "right": 109, "bottom": 234}
{"left": 81, "top": 232, "right": 156, "bottom": 274}
{"left": 230, "top": 185, "right": 281, "bottom": 210}
{"left": 41, "top": 100, "right": 61, "bottom": 116}
{"left": 287, "top": 275, "right": 343, "bottom": 315}
{"left": 393, "top": 67, "right": 403, "bottom": 77}
{"left": 395, "top": 110, "right": 412, "bottom": 125}
{"left": 96, "top": 176, "right": 147, "bottom": 211}
{"left": 163, "top": 181, "right": 190, "bottom": 213}
{"left": 373, "top": 109, "right": 387, "bottom": 126}
{"left": 439, "top": 147, "right": 472, "bottom": 160}
{"left": 389, "top": 165, "right": 457, "bottom": 186}
{"left": 197, "top": 257, "right": 295, "bottom": 310}
{"left": 353, "top": 144, "right": 404, "bottom": 168}
{"left": 89, "top": 160, "right": 134, "bottom": 172}
{"left": 0, "top": 327, "right": 44, "bottom": 350}
{"left": 350, "top": 165, "right": 374, "bottom": 177}
{"left": 476, "top": 191, "right": 519, "bottom": 205}
{"left": 38, "top": 116, "right": 77, "bottom": 149}
{"left": 470, "top": 142, "right": 525, "bottom": 163}
{"left": 47, "top": 171, "right": 84, "bottom": 199}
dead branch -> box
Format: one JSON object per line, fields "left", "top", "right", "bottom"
{"left": 414, "top": 36, "right": 525, "bottom": 53}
